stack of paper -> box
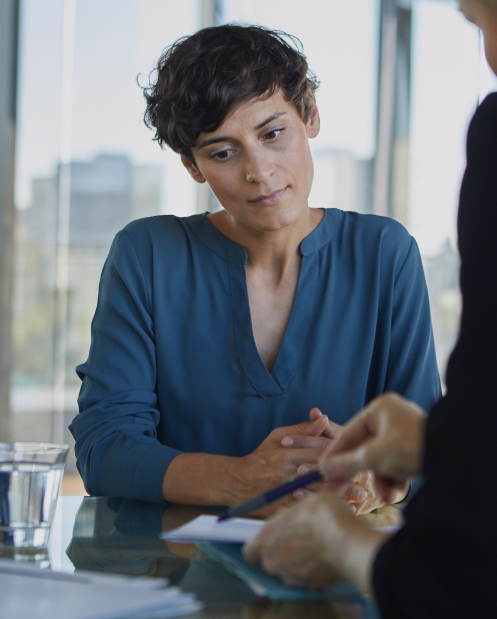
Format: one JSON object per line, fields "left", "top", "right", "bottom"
{"left": 0, "top": 560, "right": 202, "bottom": 619}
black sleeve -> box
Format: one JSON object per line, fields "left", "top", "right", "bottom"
{"left": 373, "top": 93, "right": 497, "bottom": 618}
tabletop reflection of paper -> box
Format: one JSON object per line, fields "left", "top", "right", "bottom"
{"left": 160, "top": 515, "right": 265, "bottom": 543}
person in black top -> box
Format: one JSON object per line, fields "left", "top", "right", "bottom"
{"left": 244, "top": 1, "right": 497, "bottom": 615}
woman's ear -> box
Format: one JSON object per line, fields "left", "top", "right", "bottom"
{"left": 305, "top": 94, "right": 321, "bottom": 139}
{"left": 181, "top": 154, "right": 207, "bottom": 183}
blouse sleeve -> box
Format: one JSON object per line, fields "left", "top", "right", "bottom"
{"left": 69, "top": 230, "right": 182, "bottom": 504}
{"left": 385, "top": 234, "right": 441, "bottom": 410}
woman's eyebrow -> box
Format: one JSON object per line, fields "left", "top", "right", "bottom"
{"left": 253, "top": 111, "right": 287, "bottom": 130}
{"left": 198, "top": 136, "right": 231, "bottom": 150}
{"left": 198, "top": 112, "right": 288, "bottom": 150}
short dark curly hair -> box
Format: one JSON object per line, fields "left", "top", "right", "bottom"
{"left": 142, "top": 24, "right": 320, "bottom": 163}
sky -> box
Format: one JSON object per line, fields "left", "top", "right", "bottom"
{"left": 14, "top": 0, "right": 497, "bottom": 255}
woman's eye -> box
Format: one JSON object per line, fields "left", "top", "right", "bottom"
{"left": 264, "top": 128, "right": 283, "bottom": 141}
{"left": 212, "top": 150, "right": 233, "bottom": 160}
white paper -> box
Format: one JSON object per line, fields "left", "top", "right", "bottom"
{"left": 160, "top": 514, "right": 265, "bottom": 543}
{"left": 160, "top": 515, "right": 402, "bottom": 545}
{"left": 0, "top": 560, "right": 201, "bottom": 619}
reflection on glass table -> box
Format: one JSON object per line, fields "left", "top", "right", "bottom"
{"left": 30, "top": 496, "right": 401, "bottom": 618}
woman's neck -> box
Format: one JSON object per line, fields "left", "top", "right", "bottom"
{"left": 208, "top": 207, "right": 324, "bottom": 276}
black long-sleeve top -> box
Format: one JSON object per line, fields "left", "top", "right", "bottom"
{"left": 373, "top": 93, "right": 497, "bottom": 617}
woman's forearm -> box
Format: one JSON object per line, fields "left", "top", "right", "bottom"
{"left": 162, "top": 417, "right": 334, "bottom": 506}
{"left": 161, "top": 452, "right": 246, "bottom": 506}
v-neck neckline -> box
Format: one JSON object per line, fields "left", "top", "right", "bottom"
{"left": 229, "top": 256, "right": 318, "bottom": 398}
{"left": 185, "top": 208, "right": 342, "bottom": 398}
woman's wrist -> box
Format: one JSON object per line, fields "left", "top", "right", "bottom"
{"left": 162, "top": 452, "right": 242, "bottom": 506}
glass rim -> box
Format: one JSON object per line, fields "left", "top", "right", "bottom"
{"left": 0, "top": 442, "right": 69, "bottom": 454}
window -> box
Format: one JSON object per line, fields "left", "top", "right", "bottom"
{"left": 8, "top": 0, "right": 496, "bottom": 473}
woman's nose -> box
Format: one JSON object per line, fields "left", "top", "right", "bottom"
{"left": 244, "top": 148, "right": 274, "bottom": 184}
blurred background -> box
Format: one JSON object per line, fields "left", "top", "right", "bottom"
{"left": 0, "top": 0, "right": 496, "bottom": 490}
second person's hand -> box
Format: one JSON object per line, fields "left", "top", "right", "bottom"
{"left": 318, "top": 393, "right": 427, "bottom": 503}
{"left": 282, "top": 407, "right": 409, "bottom": 513}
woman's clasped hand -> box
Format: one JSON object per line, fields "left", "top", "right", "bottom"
{"left": 229, "top": 411, "right": 334, "bottom": 515}
{"left": 244, "top": 393, "right": 428, "bottom": 594}
{"left": 235, "top": 403, "right": 413, "bottom": 517}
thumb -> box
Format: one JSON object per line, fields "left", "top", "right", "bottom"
{"left": 304, "top": 414, "right": 329, "bottom": 437}
{"left": 309, "top": 407, "right": 323, "bottom": 422}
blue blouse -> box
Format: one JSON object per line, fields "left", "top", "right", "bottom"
{"left": 70, "top": 208, "right": 441, "bottom": 503}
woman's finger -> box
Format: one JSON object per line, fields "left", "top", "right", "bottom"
{"left": 288, "top": 444, "right": 338, "bottom": 465}
{"left": 281, "top": 435, "right": 330, "bottom": 449}
{"left": 309, "top": 408, "right": 343, "bottom": 440}
{"left": 340, "top": 483, "right": 367, "bottom": 503}
{"left": 271, "top": 416, "right": 328, "bottom": 442}
{"left": 293, "top": 488, "right": 313, "bottom": 500}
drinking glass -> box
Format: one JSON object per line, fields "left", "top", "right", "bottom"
{"left": 0, "top": 443, "right": 69, "bottom": 547}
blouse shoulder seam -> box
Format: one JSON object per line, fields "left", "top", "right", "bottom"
{"left": 393, "top": 235, "right": 415, "bottom": 287}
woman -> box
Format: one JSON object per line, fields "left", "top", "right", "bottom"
{"left": 245, "top": 1, "right": 497, "bottom": 615}
{"left": 70, "top": 25, "right": 440, "bottom": 510}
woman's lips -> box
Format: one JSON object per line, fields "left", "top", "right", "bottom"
{"left": 249, "top": 187, "right": 288, "bottom": 206}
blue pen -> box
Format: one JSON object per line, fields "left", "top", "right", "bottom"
{"left": 217, "top": 470, "right": 322, "bottom": 521}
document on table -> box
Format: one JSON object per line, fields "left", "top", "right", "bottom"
{"left": 0, "top": 559, "right": 202, "bottom": 619}
{"left": 160, "top": 515, "right": 265, "bottom": 543}
{"left": 160, "top": 515, "right": 402, "bottom": 544}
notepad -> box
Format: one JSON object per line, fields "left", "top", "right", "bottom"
{"left": 161, "top": 515, "right": 265, "bottom": 543}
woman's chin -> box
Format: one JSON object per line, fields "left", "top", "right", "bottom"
{"left": 242, "top": 203, "right": 308, "bottom": 233}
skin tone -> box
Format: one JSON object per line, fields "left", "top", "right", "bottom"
{"left": 164, "top": 90, "right": 408, "bottom": 512}
{"left": 244, "top": 393, "right": 426, "bottom": 594}
{"left": 283, "top": 407, "right": 410, "bottom": 513}
{"left": 182, "top": 90, "right": 323, "bottom": 375}
{"left": 244, "top": 0, "right": 497, "bottom": 595}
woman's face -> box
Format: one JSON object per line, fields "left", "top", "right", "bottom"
{"left": 183, "top": 90, "right": 320, "bottom": 233}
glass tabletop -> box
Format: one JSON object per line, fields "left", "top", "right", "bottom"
{"left": 4, "top": 495, "right": 388, "bottom": 619}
